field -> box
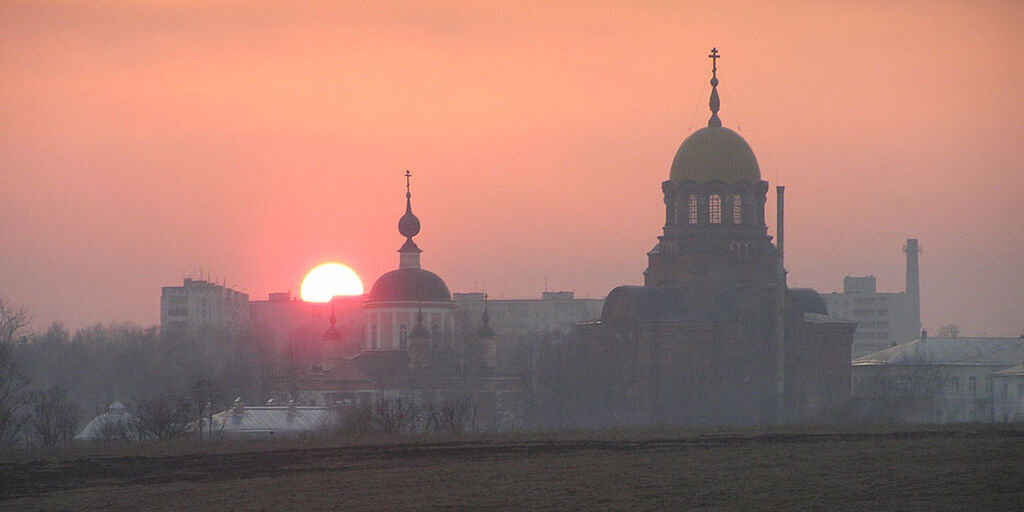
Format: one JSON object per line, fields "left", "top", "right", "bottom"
{"left": 2, "top": 426, "right": 1023, "bottom": 511}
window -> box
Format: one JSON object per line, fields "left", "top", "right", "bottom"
{"left": 951, "top": 377, "right": 960, "bottom": 393}
{"left": 371, "top": 324, "right": 378, "bottom": 349}
{"left": 688, "top": 195, "right": 698, "bottom": 224}
{"left": 969, "top": 377, "right": 977, "bottom": 392}
{"left": 709, "top": 194, "right": 722, "bottom": 224}
{"left": 732, "top": 194, "right": 742, "bottom": 224}
{"left": 399, "top": 324, "right": 408, "bottom": 348}
{"left": 432, "top": 325, "right": 442, "bottom": 347}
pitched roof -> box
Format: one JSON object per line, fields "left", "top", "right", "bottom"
{"left": 211, "top": 406, "right": 331, "bottom": 434}
{"left": 853, "top": 337, "right": 1024, "bottom": 367}
{"left": 993, "top": 363, "right": 1024, "bottom": 377}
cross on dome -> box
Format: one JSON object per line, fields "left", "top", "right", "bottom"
{"left": 707, "top": 47, "right": 722, "bottom": 128}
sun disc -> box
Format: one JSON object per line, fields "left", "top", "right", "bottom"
{"left": 300, "top": 262, "right": 364, "bottom": 302}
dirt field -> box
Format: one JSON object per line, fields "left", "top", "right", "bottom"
{"left": 2, "top": 427, "right": 1023, "bottom": 511}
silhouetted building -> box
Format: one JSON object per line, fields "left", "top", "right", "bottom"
{"left": 160, "top": 277, "right": 249, "bottom": 334}
{"left": 576, "top": 49, "right": 855, "bottom": 427}
{"left": 822, "top": 238, "right": 923, "bottom": 357}
{"left": 280, "top": 174, "right": 521, "bottom": 430}
{"left": 454, "top": 291, "right": 603, "bottom": 338}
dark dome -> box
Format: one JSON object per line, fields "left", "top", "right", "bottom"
{"left": 669, "top": 126, "right": 760, "bottom": 183}
{"left": 398, "top": 209, "right": 420, "bottom": 238}
{"left": 367, "top": 268, "right": 451, "bottom": 303}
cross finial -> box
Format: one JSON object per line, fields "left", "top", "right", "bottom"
{"left": 404, "top": 169, "right": 411, "bottom": 197}
{"left": 707, "top": 47, "right": 722, "bottom": 127}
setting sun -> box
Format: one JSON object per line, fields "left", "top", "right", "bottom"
{"left": 300, "top": 262, "right": 364, "bottom": 302}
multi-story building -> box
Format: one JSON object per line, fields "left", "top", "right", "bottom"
{"left": 160, "top": 277, "right": 249, "bottom": 334}
{"left": 453, "top": 291, "right": 604, "bottom": 340}
{"left": 822, "top": 239, "right": 922, "bottom": 358}
{"left": 852, "top": 334, "right": 1024, "bottom": 423}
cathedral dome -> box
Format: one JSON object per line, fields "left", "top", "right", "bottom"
{"left": 367, "top": 268, "right": 452, "bottom": 303}
{"left": 669, "top": 126, "right": 760, "bottom": 184}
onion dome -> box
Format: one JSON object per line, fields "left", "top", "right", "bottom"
{"left": 669, "top": 48, "right": 760, "bottom": 184}
{"left": 398, "top": 170, "right": 421, "bottom": 239}
{"left": 410, "top": 308, "right": 430, "bottom": 339}
{"left": 368, "top": 268, "right": 451, "bottom": 302}
{"left": 323, "top": 304, "right": 342, "bottom": 339}
{"left": 477, "top": 298, "right": 496, "bottom": 339}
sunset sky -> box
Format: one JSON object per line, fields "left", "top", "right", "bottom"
{"left": 2, "top": 1, "right": 1022, "bottom": 336}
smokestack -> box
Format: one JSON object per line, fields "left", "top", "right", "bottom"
{"left": 904, "top": 238, "right": 921, "bottom": 338}
{"left": 774, "top": 185, "right": 786, "bottom": 424}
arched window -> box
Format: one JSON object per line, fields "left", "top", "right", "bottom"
{"left": 709, "top": 194, "right": 722, "bottom": 224}
{"left": 688, "top": 194, "right": 698, "bottom": 224}
{"left": 399, "top": 324, "right": 408, "bottom": 349}
{"left": 732, "top": 194, "right": 742, "bottom": 224}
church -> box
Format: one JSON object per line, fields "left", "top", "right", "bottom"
{"left": 576, "top": 49, "right": 855, "bottom": 427}
{"left": 284, "top": 173, "right": 521, "bottom": 430}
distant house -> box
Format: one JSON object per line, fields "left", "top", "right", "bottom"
{"left": 208, "top": 400, "right": 333, "bottom": 438}
{"left": 852, "top": 336, "right": 1024, "bottom": 423}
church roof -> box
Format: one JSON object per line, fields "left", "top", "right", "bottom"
{"left": 670, "top": 126, "right": 761, "bottom": 184}
{"left": 669, "top": 48, "right": 761, "bottom": 184}
{"left": 788, "top": 288, "right": 828, "bottom": 315}
{"left": 367, "top": 268, "right": 452, "bottom": 303}
{"left": 350, "top": 350, "right": 411, "bottom": 381}
{"left": 853, "top": 337, "right": 1024, "bottom": 367}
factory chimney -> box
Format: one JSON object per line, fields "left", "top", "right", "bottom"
{"left": 904, "top": 238, "right": 921, "bottom": 339}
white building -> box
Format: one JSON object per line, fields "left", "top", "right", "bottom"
{"left": 160, "top": 277, "right": 249, "bottom": 334}
{"left": 852, "top": 335, "right": 1024, "bottom": 423}
{"left": 823, "top": 238, "right": 922, "bottom": 358}
{"left": 992, "top": 363, "right": 1024, "bottom": 422}
{"left": 209, "top": 400, "right": 332, "bottom": 438}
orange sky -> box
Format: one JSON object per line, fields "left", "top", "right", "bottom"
{"left": 2, "top": 0, "right": 1023, "bottom": 336}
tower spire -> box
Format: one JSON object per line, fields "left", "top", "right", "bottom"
{"left": 708, "top": 47, "right": 722, "bottom": 128}
{"left": 398, "top": 170, "right": 423, "bottom": 268}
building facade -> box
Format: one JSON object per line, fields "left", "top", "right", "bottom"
{"left": 576, "top": 50, "right": 855, "bottom": 427}
{"left": 160, "top": 277, "right": 249, "bottom": 334}
{"left": 852, "top": 335, "right": 1024, "bottom": 423}
{"left": 822, "top": 238, "right": 923, "bottom": 358}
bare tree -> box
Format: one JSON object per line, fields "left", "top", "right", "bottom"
{"left": 0, "top": 298, "right": 31, "bottom": 446}
{"left": 27, "top": 386, "right": 80, "bottom": 446}
{"left": 439, "top": 398, "right": 474, "bottom": 433}
{"left": 189, "top": 378, "right": 220, "bottom": 441}
{"left": 137, "top": 394, "right": 192, "bottom": 441}
{"left": 0, "top": 298, "right": 31, "bottom": 345}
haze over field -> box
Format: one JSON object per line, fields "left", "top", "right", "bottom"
{"left": 1, "top": 1, "right": 1022, "bottom": 335}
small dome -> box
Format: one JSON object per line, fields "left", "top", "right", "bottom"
{"left": 669, "top": 126, "right": 760, "bottom": 184}
{"left": 367, "top": 268, "right": 452, "bottom": 303}
{"left": 399, "top": 208, "right": 420, "bottom": 238}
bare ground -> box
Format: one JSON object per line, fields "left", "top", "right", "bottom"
{"left": 2, "top": 427, "right": 1023, "bottom": 511}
